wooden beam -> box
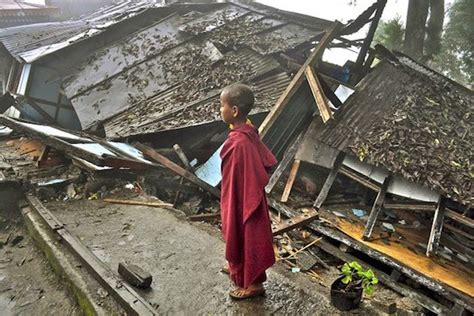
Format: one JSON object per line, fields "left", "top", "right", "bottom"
{"left": 363, "top": 175, "right": 391, "bottom": 240}
{"left": 173, "top": 144, "right": 193, "bottom": 171}
{"left": 267, "top": 201, "right": 473, "bottom": 314}
{"left": 135, "top": 142, "right": 220, "bottom": 198}
{"left": 280, "top": 159, "right": 301, "bottom": 202}
{"left": 426, "top": 197, "right": 446, "bottom": 257}
{"left": 259, "top": 21, "right": 343, "bottom": 138}
{"left": 305, "top": 66, "right": 333, "bottom": 122}
{"left": 266, "top": 130, "right": 305, "bottom": 194}
{"left": 339, "top": 165, "right": 380, "bottom": 191}
{"left": 103, "top": 198, "right": 173, "bottom": 208}
{"left": 313, "top": 152, "right": 345, "bottom": 209}
{"left": 188, "top": 212, "right": 220, "bottom": 222}
{"left": 26, "top": 196, "right": 157, "bottom": 316}
{"left": 272, "top": 208, "right": 319, "bottom": 236}
{"left": 318, "top": 75, "right": 343, "bottom": 108}
{"left": 353, "top": 0, "right": 387, "bottom": 83}
{"left": 172, "top": 144, "right": 193, "bottom": 206}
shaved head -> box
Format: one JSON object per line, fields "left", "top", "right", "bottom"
{"left": 221, "top": 83, "right": 255, "bottom": 116}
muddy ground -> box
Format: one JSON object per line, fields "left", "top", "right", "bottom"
{"left": 41, "top": 198, "right": 411, "bottom": 315}
{"left": 0, "top": 209, "right": 79, "bottom": 316}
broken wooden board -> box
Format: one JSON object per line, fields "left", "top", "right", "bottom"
{"left": 321, "top": 208, "right": 474, "bottom": 299}
{"left": 135, "top": 142, "right": 220, "bottom": 198}
{"left": 305, "top": 66, "right": 333, "bottom": 122}
{"left": 269, "top": 201, "right": 474, "bottom": 313}
{"left": 103, "top": 198, "right": 174, "bottom": 208}
{"left": 259, "top": 21, "right": 343, "bottom": 138}
{"left": 280, "top": 159, "right": 300, "bottom": 202}
{"left": 272, "top": 208, "right": 319, "bottom": 236}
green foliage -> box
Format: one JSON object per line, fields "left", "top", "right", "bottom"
{"left": 374, "top": 16, "right": 405, "bottom": 51}
{"left": 431, "top": 0, "right": 473, "bottom": 86}
{"left": 340, "top": 261, "right": 378, "bottom": 295}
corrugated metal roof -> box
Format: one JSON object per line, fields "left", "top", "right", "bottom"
{"left": 103, "top": 50, "right": 289, "bottom": 138}
{"left": 61, "top": 2, "right": 332, "bottom": 131}
{"left": 0, "top": 0, "right": 160, "bottom": 62}
{"left": 304, "top": 57, "right": 474, "bottom": 205}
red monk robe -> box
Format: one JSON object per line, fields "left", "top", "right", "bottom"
{"left": 220, "top": 123, "right": 277, "bottom": 288}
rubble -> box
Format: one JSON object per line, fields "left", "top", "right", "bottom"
{"left": 0, "top": 0, "right": 472, "bottom": 315}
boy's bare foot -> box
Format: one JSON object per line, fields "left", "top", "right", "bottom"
{"left": 229, "top": 283, "right": 265, "bottom": 300}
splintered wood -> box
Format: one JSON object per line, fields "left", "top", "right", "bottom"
{"left": 321, "top": 209, "right": 474, "bottom": 297}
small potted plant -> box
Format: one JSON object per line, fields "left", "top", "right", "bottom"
{"left": 330, "top": 261, "right": 378, "bottom": 311}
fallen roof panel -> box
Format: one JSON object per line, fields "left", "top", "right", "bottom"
{"left": 309, "top": 56, "right": 474, "bottom": 205}
{"left": 63, "top": 13, "right": 195, "bottom": 98}
{"left": 103, "top": 61, "right": 289, "bottom": 138}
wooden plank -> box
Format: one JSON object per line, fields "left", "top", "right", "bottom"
{"left": 172, "top": 144, "right": 193, "bottom": 206}
{"left": 135, "top": 142, "right": 220, "bottom": 198}
{"left": 173, "top": 144, "right": 193, "bottom": 171}
{"left": 103, "top": 198, "right": 173, "bottom": 208}
{"left": 339, "top": 165, "right": 379, "bottom": 191}
{"left": 280, "top": 159, "right": 301, "bottom": 202}
{"left": 305, "top": 66, "right": 333, "bottom": 122}
{"left": 363, "top": 175, "right": 391, "bottom": 240}
{"left": 268, "top": 201, "right": 474, "bottom": 309}
{"left": 26, "top": 196, "right": 157, "bottom": 316}
{"left": 188, "top": 212, "right": 220, "bottom": 222}
{"left": 259, "top": 21, "right": 343, "bottom": 138}
{"left": 313, "top": 152, "right": 345, "bottom": 209}
{"left": 426, "top": 197, "right": 446, "bottom": 257}
{"left": 446, "top": 209, "right": 474, "bottom": 229}
{"left": 444, "top": 223, "right": 474, "bottom": 241}
{"left": 353, "top": 0, "right": 387, "bottom": 83}
{"left": 266, "top": 130, "right": 305, "bottom": 194}
{"left": 318, "top": 75, "right": 343, "bottom": 108}
{"left": 36, "top": 145, "right": 51, "bottom": 168}
{"left": 272, "top": 208, "right": 319, "bottom": 236}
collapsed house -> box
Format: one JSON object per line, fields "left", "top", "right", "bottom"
{"left": 0, "top": 0, "right": 472, "bottom": 315}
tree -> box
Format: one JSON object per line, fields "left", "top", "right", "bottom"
{"left": 403, "top": 0, "right": 444, "bottom": 61}
{"left": 374, "top": 16, "right": 405, "bottom": 51}
{"left": 432, "top": 0, "right": 473, "bottom": 85}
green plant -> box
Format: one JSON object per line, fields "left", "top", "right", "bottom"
{"left": 341, "top": 261, "right": 378, "bottom": 295}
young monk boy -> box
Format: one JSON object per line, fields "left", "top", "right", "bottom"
{"left": 219, "top": 83, "right": 277, "bottom": 300}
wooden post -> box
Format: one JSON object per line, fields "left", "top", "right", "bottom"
{"left": 305, "top": 66, "right": 333, "bottom": 122}
{"left": 36, "top": 145, "right": 51, "bottom": 168}
{"left": 352, "top": 0, "right": 387, "bottom": 83}
{"left": 266, "top": 130, "right": 305, "bottom": 194}
{"left": 313, "top": 152, "right": 345, "bottom": 209}
{"left": 426, "top": 197, "right": 446, "bottom": 257}
{"left": 173, "top": 144, "right": 193, "bottom": 171}
{"left": 259, "top": 21, "right": 343, "bottom": 138}
{"left": 135, "top": 142, "right": 220, "bottom": 198}
{"left": 363, "top": 175, "right": 391, "bottom": 240}
{"left": 280, "top": 159, "right": 301, "bottom": 202}
{"left": 173, "top": 144, "right": 193, "bottom": 206}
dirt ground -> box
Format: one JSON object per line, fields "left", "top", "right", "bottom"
{"left": 0, "top": 216, "right": 80, "bottom": 316}
{"left": 42, "top": 198, "right": 405, "bottom": 315}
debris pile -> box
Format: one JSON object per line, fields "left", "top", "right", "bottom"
{"left": 0, "top": 0, "right": 472, "bottom": 315}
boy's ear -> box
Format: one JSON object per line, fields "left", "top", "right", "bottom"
{"left": 232, "top": 105, "right": 239, "bottom": 118}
